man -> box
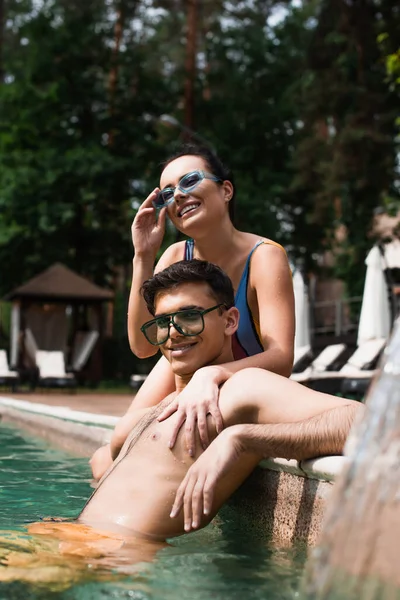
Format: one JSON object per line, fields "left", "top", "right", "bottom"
{"left": 72, "top": 259, "right": 361, "bottom": 540}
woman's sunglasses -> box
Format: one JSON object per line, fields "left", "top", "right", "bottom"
{"left": 140, "top": 305, "right": 225, "bottom": 346}
{"left": 153, "top": 170, "right": 222, "bottom": 209}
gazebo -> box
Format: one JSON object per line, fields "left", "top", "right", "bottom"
{"left": 4, "top": 263, "right": 114, "bottom": 384}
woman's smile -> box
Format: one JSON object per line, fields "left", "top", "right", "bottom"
{"left": 177, "top": 202, "right": 201, "bottom": 218}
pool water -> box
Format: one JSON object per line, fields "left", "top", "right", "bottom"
{"left": 0, "top": 422, "right": 307, "bottom": 599}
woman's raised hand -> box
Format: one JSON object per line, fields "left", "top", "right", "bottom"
{"left": 131, "top": 188, "right": 167, "bottom": 260}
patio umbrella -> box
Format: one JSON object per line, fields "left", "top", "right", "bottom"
{"left": 357, "top": 245, "right": 391, "bottom": 346}
{"left": 293, "top": 269, "right": 311, "bottom": 348}
{"left": 383, "top": 239, "right": 400, "bottom": 269}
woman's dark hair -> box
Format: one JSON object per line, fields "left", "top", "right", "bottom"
{"left": 141, "top": 259, "right": 235, "bottom": 315}
{"left": 163, "top": 142, "right": 235, "bottom": 222}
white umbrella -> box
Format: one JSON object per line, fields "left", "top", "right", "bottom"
{"left": 357, "top": 245, "right": 391, "bottom": 346}
{"left": 293, "top": 270, "right": 311, "bottom": 348}
{"left": 383, "top": 239, "right": 400, "bottom": 269}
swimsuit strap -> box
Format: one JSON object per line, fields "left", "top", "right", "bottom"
{"left": 184, "top": 239, "right": 195, "bottom": 260}
{"left": 182, "top": 237, "right": 284, "bottom": 359}
{"left": 184, "top": 238, "right": 284, "bottom": 262}
{"left": 233, "top": 240, "right": 266, "bottom": 358}
{"left": 235, "top": 240, "right": 266, "bottom": 302}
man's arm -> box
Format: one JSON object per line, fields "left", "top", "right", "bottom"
{"left": 234, "top": 403, "right": 363, "bottom": 460}
{"left": 170, "top": 402, "right": 365, "bottom": 530}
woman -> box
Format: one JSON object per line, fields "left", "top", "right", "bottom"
{"left": 90, "top": 143, "right": 295, "bottom": 479}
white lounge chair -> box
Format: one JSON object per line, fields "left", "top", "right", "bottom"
{"left": 35, "top": 350, "right": 76, "bottom": 389}
{"left": 291, "top": 343, "right": 347, "bottom": 383}
{"left": 299, "top": 338, "right": 386, "bottom": 397}
{"left": 307, "top": 338, "right": 386, "bottom": 382}
{"left": 0, "top": 349, "right": 19, "bottom": 391}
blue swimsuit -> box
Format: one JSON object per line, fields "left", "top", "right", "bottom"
{"left": 184, "top": 239, "right": 266, "bottom": 359}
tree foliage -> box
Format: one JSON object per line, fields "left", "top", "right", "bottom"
{"left": 0, "top": 0, "right": 399, "bottom": 306}
{"left": 0, "top": 0, "right": 175, "bottom": 293}
{"left": 287, "top": 0, "right": 399, "bottom": 293}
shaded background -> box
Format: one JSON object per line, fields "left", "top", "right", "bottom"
{"left": 0, "top": 0, "right": 399, "bottom": 381}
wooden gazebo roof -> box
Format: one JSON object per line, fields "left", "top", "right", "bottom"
{"left": 5, "top": 263, "right": 114, "bottom": 303}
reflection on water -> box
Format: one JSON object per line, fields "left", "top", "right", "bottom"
{"left": 0, "top": 422, "right": 306, "bottom": 599}
{"left": 0, "top": 426, "right": 90, "bottom": 529}
{"left": 303, "top": 319, "right": 400, "bottom": 599}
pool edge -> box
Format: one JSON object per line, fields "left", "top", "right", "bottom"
{"left": 0, "top": 396, "right": 341, "bottom": 545}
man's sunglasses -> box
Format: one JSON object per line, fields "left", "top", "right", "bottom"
{"left": 141, "top": 304, "right": 225, "bottom": 346}
{"left": 153, "top": 170, "right": 222, "bottom": 209}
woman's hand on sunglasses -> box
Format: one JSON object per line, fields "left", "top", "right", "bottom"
{"left": 157, "top": 367, "right": 224, "bottom": 456}
{"left": 131, "top": 188, "right": 167, "bottom": 261}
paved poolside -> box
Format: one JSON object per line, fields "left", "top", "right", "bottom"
{"left": 2, "top": 391, "right": 134, "bottom": 417}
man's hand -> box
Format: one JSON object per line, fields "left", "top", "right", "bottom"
{"left": 157, "top": 367, "right": 227, "bottom": 456}
{"left": 170, "top": 427, "right": 244, "bottom": 532}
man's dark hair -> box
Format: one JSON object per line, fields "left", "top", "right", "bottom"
{"left": 163, "top": 143, "right": 235, "bottom": 222}
{"left": 141, "top": 259, "right": 235, "bottom": 316}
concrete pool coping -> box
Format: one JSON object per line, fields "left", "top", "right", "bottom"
{"left": 0, "top": 395, "right": 347, "bottom": 545}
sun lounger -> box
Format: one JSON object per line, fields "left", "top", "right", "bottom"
{"left": 291, "top": 343, "right": 347, "bottom": 383}
{"left": 308, "top": 338, "right": 386, "bottom": 380}
{"left": 35, "top": 350, "right": 76, "bottom": 389}
{"left": 303, "top": 338, "right": 386, "bottom": 396}
{"left": 0, "top": 349, "right": 19, "bottom": 391}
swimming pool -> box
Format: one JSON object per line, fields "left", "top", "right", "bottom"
{"left": 0, "top": 422, "right": 307, "bottom": 599}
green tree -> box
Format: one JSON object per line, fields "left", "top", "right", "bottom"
{"left": 0, "top": 0, "right": 177, "bottom": 296}
{"left": 152, "top": 0, "right": 316, "bottom": 252}
{"left": 288, "top": 0, "right": 399, "bottom": 294}
{"left": 1, "top": 0, "right": 398, "bottom": 305}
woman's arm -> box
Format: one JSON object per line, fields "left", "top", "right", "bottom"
{"left": 128, "top": 253, "right": 159, "bottom": 358}
{"left": 127, "top": 186, "right": 187, "bottom": 356}
{"left": 252, "top": 242, "right": 295, "bottom": 376}
{"left": 90, "top": 356, "right": 176, "bottom": 478}
{"left": 110, "top": 357, "right": 175, "bottom": 458}
{"left": 109, "top": 357, "right": 175, "bottom": 460}
{"left": 157, "top": 243, "right": 295, "bottom": 453}
{"left": 195, "top": 242, "right": 295, "bottom": 386}
{"left": 126, "top": 355, "right": 176, "bottom": 412}
{"left": 128, "top": 243, "right": 184, "bottom": 356}
{"left": 128, "top": 189, "right": 169, "bottom": 357}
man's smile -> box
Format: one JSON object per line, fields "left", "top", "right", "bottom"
{"left": 167, "top": 342, "right": 197, "bottom": 357}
